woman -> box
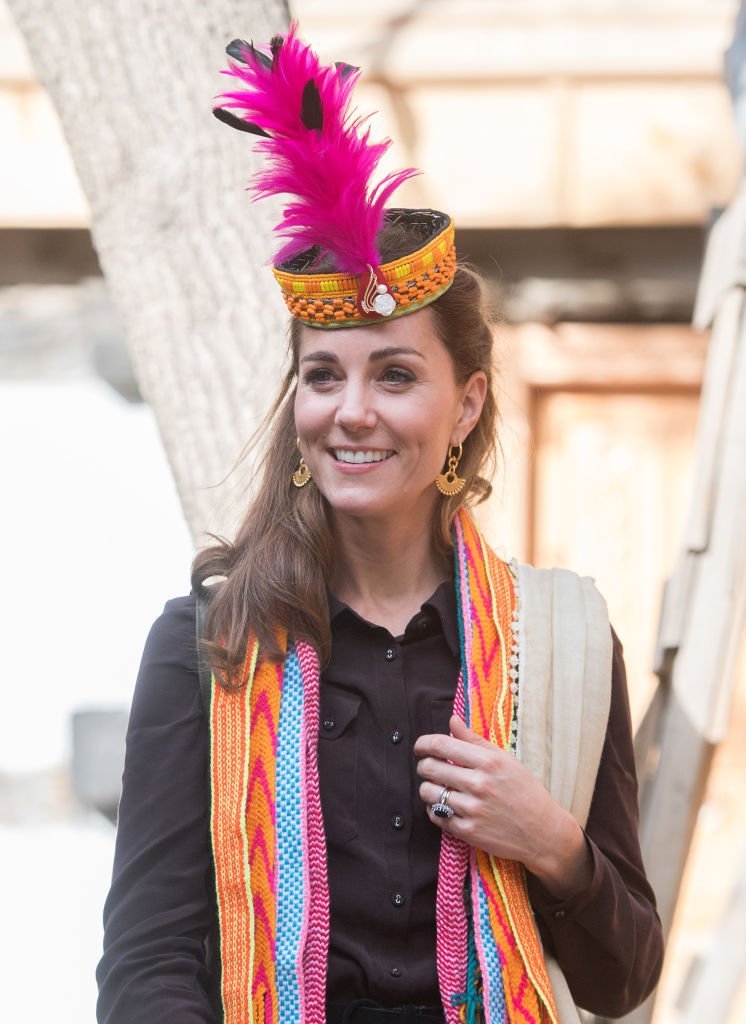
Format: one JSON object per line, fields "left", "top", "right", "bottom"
{"left": 97, "top": 26, "right": 663, "bottom": 1024}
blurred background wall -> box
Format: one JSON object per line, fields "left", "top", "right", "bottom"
{"left": 1, "top": 1, "right": 744, "bottom": 1021}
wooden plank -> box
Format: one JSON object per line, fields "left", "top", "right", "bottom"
{"left": 593, "top": 699, "right": 716, "bottom": 1024}
{"left": 507, "top": 322, "right": 708, "bottom": 391}
{"left": 633, "top": 678, "right": 667, "bottom": 804}
{"left": 682, "top": 287, "right": 742, "bottom": 552}
{"left": 672, "top": 302, "right": 746, "bottom": 744}
{"left": 591, "top": 269, "right": 746, "bottom": 1024}
{"left": 677, "top": 851, "right": 746, "bottom": 1024}
{"left": 693, "top": 183, "right": 746, "bottom": 330}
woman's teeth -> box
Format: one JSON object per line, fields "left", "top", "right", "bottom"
{"left": 334, "top": 449, "right": 394, "bottom": 464}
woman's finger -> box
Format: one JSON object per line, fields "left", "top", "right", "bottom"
{"left": 419, "top": 780, "right": 461, "bottom": 811}
{"left": 419, "top": 781, "right": 469, "bottom": 822}
{"left": 413, "top": 732, "right": 481, "bottom": 768}
{"left": 413, "top": 717, "right": 505, "bottom": 770}
{"left": 415, "top": 756, "right": 476, "bottom": 793}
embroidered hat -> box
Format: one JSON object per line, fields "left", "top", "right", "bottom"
{"left": 213, "top": 24, "right": 456, "bottom": 328}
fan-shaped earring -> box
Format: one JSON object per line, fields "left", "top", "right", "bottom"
{"left": 435, "top": 443, "right": 465, "bottom": 496}
{"left": 292, "top": 437, "right": 312, "bottom": 488}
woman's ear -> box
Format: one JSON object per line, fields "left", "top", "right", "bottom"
{"left": 452, "top": 371, "right": 488, "bottom": 444}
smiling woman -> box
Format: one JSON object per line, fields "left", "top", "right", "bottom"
{"left": 191, "top": 257, "right": 499, "bottom": 671}
{"left": 97, "top": 24, "right": 663, "bottom": 1024}
{"left": 295, "top": 307, "right": 488, "bottom": 560}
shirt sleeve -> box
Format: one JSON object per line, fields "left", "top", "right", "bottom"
{"left": 526, "top": 628, "right": 664, "bottom": 1017}
{"left": 96, "top": 596, "right": 219, "bottom": 1024}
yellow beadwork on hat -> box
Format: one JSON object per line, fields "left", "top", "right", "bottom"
{"left": 272, "top": 211, "right": 456, "bottom": 328}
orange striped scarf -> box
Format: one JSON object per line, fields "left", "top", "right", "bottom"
{"left": 207, "top": 509, "right": 559, "bottom": 1023}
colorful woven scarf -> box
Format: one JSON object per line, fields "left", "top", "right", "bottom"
{"left": 208, "top": 509, "right": 560, "bottom": 1024}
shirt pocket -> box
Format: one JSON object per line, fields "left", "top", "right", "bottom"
{"left": 429, "top": 695, "right": 455, "bottom": 736}
{"left": 318, "top": 692, "right": 361, "bottom": 847}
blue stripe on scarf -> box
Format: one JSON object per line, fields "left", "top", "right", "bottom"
{"left": 275, "top": 643, "right": 305, "bottom": 1019}
{"left": 475, "top": 872, "right": 508, "bottom": 1024}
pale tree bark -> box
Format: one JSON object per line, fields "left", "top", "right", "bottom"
{"left": 8, "top": 0, "right": 291, "bottom": 542}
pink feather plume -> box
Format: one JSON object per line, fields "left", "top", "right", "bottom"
{"left": 216, "top": 23, "right": 418, "bottom": 275}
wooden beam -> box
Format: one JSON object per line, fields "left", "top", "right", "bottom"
{"left": 677, "top": 850, "right": 746, "bottom": 1024}
{"left": 503, "top": 322, "right": 708, "bottom": 391}
{"left": 591, "top": 287, "right": 746, "bottom": 1024}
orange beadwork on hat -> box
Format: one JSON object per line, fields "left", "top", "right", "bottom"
{"left": 272, "top": 209, "right": 456, "bottom": 328}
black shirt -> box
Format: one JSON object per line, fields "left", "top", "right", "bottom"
{"left": 96, "top": 590, "right": 663, "bottom": 1023}
{"left": 321, "top": 583, "right": 461, "bottom": 1003}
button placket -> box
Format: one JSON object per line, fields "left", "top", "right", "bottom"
{"left": 378, "top": 632, "right": 412, "bottom": 974}
{"left": 320, "top": 594, "right": 461, "bottom": 996}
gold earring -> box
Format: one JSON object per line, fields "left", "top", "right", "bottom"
{"left": 292, "top": 437, "right": 312, "bottom": 488}
{"left": 435, "top": 443, "right": 465, "bottom": 496}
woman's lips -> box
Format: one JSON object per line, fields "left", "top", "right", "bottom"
{"left": 332, "top": 448, "right": 395, "bottom": 465}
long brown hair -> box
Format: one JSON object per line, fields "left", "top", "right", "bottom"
{"left": 192, "top": 257, "right": 499, "bottom": 685}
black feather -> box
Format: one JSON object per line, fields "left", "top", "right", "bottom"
{"left": 270, "top": 34, "right": 284, "bottom": 66}
{"left": 300, "top": 78, "right": 323, "bottom": 132}
{"left": 249, "top": 40, "right": 273, "bottom": 70}
{"left": 226, "top": 39, "right": 251, "bottom": 63}
{"left": 335, "top": 61, "right": 359, "bottom": 80}
{"left": 212, "top": 107, "right": 271, "bottom": 137}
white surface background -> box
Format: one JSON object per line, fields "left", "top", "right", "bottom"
{"left": 1, "top": 376, "right": 194, "bottom": 1022}
{"left": 0, "top": 377, "right": 193, "bottom": 772}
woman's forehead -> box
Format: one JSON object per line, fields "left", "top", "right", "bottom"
{"left": 297, "top": 306, "right": 443, "bottom": 359}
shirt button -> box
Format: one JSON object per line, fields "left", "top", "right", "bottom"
{"left": 322, "top": 719, "right": 335, "bottom": 731}
{"left": 390, "top": 729, "right": 403, "bottom": 744}
{"left": 389, "top": 967, "right": 402, "bottom": 978}
{"left": 554, "top": 909, "right": 566, "bottom": 920}
{"left": 391, "top": 892, "right": 406, "bottom": 907}
{"left": 384, "top": 647, "right": 396, "bottom": 661}
{"left": 391, "top": 815, "right": 405, "bottom": 830}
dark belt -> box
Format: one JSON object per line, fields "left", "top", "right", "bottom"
{"left": 327, "top": 1002, "right": 445, "bottom": 1024}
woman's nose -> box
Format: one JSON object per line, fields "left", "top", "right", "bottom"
{"left": 333, "top": 381, "right": 377, "bottom": 431}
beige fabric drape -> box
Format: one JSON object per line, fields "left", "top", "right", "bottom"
{"left": 515, "top": 565, "right": 613, "bottom": 1024}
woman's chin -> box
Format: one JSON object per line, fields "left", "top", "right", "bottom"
{"left": 320, "top": 481, "right": 439, "bottom": 525}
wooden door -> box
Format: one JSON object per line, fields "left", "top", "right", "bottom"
{"left": 532, "top": 388, "right": 700, "bottom": 717}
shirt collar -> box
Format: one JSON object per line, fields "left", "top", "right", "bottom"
{"left": 327, "top": 579, "right": 461, "bottom": 659}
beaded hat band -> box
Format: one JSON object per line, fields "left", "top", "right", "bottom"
{"left": 273, "top": 209, "right": 455, "bottom": 328}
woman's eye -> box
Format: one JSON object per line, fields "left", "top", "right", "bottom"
{"left": 381, "top": 367, "right": 415, "bottom": 385}
{"left": 303, "top": 367, "right": 337, "bottom": 386}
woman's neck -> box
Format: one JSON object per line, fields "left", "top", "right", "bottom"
{"left": 328, "top": 513, "right": 451, "bottom": 636}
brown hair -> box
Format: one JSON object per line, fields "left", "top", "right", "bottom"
{"left": 192, "top": 248, "right": 499, "bottom": 685}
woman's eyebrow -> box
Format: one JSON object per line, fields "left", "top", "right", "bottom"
{"left": 369, "top": 346, "right": 424, "bottom": 361}
{"left": 300, "top": 350, "right": 339, "bottom": 364}
{"left": 300, "top": 346, "right": 424, "bottom": 364}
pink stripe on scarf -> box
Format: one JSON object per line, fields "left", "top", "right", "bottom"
{"left": 297, "top": 640, "right": 330, "bottom": 1023}
{"left": 436, "top": 672, "right": 470, "bottom": 1024}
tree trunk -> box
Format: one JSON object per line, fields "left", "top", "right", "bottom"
{"left": 8, "top": 0, "right": 291, "bottom": 542}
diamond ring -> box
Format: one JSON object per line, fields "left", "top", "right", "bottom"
{"left": 431, "top": 786, "right": 455, "bottom": 819}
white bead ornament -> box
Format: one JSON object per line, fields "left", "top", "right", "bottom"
{"left": 373, "top": 285, "right": 396, "bottom": 316}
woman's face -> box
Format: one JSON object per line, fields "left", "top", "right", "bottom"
{"left": 294, "top": 307, "right": 487, "bottom": 527}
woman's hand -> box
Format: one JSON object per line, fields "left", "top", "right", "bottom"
{"left": 414, "top": 715, "right": 593, "bottom": 900}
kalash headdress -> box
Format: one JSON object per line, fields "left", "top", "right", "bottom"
{"left": 213, "top": 24, "right": 456, "bottom": 328}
